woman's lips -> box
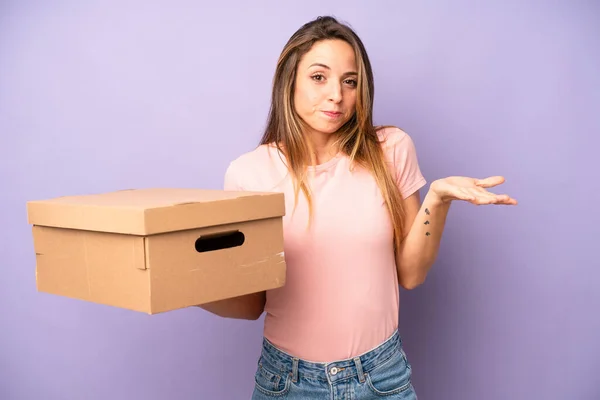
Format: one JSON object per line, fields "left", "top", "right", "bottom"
{"left": 323, "top": 111, "right": 343, "bottom": 118}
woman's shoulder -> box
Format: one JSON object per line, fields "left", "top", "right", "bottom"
{"left": 228, "top": 143, "right": 271, "bottom": 167}
{"left": 224, "top": 143, "right": 287, "bottom": 191}
{"left": 375, "top": 125, "right": 420, "bottom": 160}
{"left": 374, "top": 125, "right": 426, "bottom": 197}
{"left": 375, "top": 125, "right": 412, "bottom": 147}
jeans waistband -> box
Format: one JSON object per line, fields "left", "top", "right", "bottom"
{"left": 259, "top": 330, "right": 402, "bottom": 384}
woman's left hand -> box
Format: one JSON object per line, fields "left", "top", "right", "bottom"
{"left": 429, "top": 176, "right": 518, "bottom": 206}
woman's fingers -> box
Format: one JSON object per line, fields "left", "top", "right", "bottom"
{"left": 474, "top": 176, "right": 506, "bottom": 188}
{"left": 467, "top": 187, "right": 517, "bottom": 205}
{"left": 459, "top": 188, "right": 476, "bottom": 201}
{"left": 472, "top": 187, "right": 498, "bottom": 204}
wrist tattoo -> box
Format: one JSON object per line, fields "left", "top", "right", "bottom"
{"left": 424, "top": 220, "right": 430, "bottom": 225}
{"left": 425, "top": 232, "right": 431, "bottom": 236}
{"left": 425, "top": 208, "right": 430, "bottom": 215}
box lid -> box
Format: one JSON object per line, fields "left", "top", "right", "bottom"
{"left": 27, "top": 188, "right": 285, "bottom": 235}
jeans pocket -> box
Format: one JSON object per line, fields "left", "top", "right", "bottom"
{"left": 254, "top": 358, "right": 292, "bottom": 397}
{"left": 365, "top": 347, "right": 413, "bottom": 397}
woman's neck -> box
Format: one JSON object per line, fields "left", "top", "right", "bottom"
{"left": 306, "top": 130, "right": 339, "bottom": 165}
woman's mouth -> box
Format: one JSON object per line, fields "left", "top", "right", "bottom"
{"left": 323, "top": 111, "right": 343, "bottom": 118}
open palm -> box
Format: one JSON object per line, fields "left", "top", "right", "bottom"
{"left": 430, "top": 176, "right": 518, "bottom": 206}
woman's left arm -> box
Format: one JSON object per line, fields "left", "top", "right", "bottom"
{"left": 395, "top": 175, "right": 518, "bottom": 289}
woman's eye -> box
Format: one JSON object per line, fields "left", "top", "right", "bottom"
{"left": 344, "top": 79, "right": 357, "bottom": 87}
{"left": 311, "top": 74, "right": 324, "bottom": 81}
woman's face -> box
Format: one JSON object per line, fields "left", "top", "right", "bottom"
{"left": 293, "top": 39, "right": 358, "bottom": 136}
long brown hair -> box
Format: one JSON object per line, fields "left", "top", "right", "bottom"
{"left": 259, "top": 16, "right": 408, "bottom": 249}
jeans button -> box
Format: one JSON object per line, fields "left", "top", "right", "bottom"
{"left": 330, "top": 367, "right": 338, "bottom": 375}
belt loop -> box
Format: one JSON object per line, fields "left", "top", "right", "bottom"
{"left": 292, "top": 358, "right": 299, "bottom": 383}
{"left": 353, "top": 357, "right": 365, "bottom": 383}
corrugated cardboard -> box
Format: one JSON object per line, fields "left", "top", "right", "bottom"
{"left": 26, "top": 188, "right": 286, "bottom": 314}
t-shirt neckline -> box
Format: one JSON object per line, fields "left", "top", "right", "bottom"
{"left": 268, "top": 143, "right": 343, "bottom": 172}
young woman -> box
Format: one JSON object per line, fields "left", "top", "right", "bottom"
{"left": 201, "top": 16, "right": 517, "bottom": 399}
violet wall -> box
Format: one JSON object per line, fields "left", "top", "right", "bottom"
{"left": 1, "top": 1, "right": 598, "bottom": 399}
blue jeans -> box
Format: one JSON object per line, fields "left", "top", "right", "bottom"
{"left": 251, "top": 330, "right": 417, "bottom": 399}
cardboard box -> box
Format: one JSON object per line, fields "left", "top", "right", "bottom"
{"left": 26, "top": 188, "right": 286, "bottom": 314}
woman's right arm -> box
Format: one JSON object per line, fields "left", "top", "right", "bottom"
{"left": 196, "top": 291, "right": 266, "bottom": 320}
{"left": 202, "top": 162, "right": 267, "bottom": 320}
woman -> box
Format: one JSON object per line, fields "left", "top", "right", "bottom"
{"left": 201, "top": 16, "right": 517, "bottom": 399}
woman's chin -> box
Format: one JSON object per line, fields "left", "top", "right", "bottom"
{"left": 306, "top": 122, "right": 346, "bottom": 136}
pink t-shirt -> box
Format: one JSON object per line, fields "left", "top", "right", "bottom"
{"left": 224, "top": 126, "right": 427, "bottom": 362}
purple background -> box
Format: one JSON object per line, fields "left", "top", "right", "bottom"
{"left": 1, "top": 1, "right": 598, "bottom": 399}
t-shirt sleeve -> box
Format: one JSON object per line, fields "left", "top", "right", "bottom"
{"left": 382, "top": 127, "right": 427, "bottom": 199}
{"left": 223, "top": 161, "right": 245, "bottom": 191}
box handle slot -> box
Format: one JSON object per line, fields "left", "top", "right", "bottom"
{"left": 195, "top": 230, "right": 245, "bottom": 253}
